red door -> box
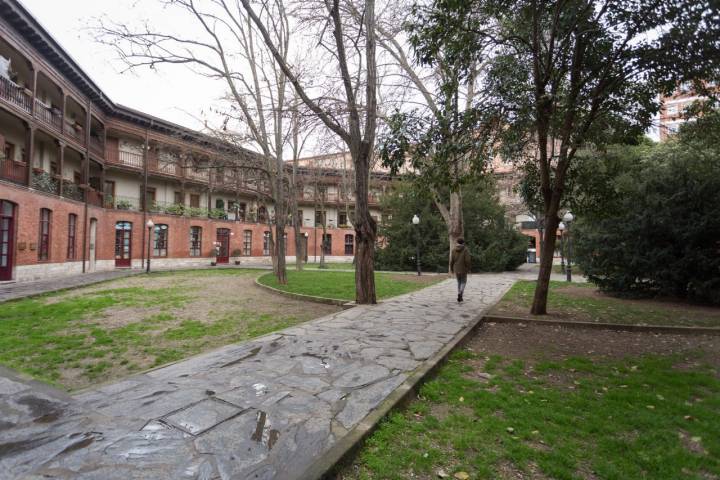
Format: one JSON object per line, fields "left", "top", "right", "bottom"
{"left": 216, "top": 228, "right": 230, "bottom": 264}
{"left": 115, "top": 221, "right": 132, "bottom": 267}
{"left": 0, "top": 200, "right": 16, "bottom": 281}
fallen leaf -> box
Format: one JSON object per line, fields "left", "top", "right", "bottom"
{"left": 423, "top": 452, "right": 429, "bottom": 458}
{"left": 437, "top": 469, "right": 450, "bottom": 478}
{"left": 646, "top": 405, "right": 655, "bottom": 410}
{"left": 656, "top": 394, "right": 665, "bottom": 401}
{"left": 459, "top": 396, "right": 464, "bottom": 402}
{"left": 454, "top": 472, "right": 470, "bottom": 480}
{"left": 506, "top": 427, "right": 515, "bottom": 434}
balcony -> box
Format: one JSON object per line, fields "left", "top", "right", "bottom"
{"left": 148, "top": 153, "right": 181, "bottom": 177}
{"left": 65, "top": 121, "right": 85, "bottom": 145}
{"left": 34, "top": 99, "right": 62, "bottom": 132}
{"left": 186, "top": 168, "right": 209, "bottom": 182}
{"left": 30, "top": 170, "right": 59, "bottom": 194}
{"left": 61, "top": 181, "right": 84, "bottom": 202}
{"left": 0, "top": 76, "right": 32, "bottom": 114}
{"left": 106, "top": 149, "right": 144, "bottom": 169}
{"left": 89, "top": 136, "right": 104, "bottom": 157}
{"left": 106, "top": 195, "right": 141, "bottom": 211}
{"left": 0, "top": 158, "right": 27, "bottom": 184}
{"left": 87, "top": 189, "right": 103, "bottom": 207}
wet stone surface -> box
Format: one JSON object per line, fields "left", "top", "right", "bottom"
{"left": 0, "top": 274, "right": 515, "bottom": 479}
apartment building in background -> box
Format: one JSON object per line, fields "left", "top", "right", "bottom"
{"left": 659, "top": 81, "right": 717, "bottom": 140}
{"left": 0, "top": 0, "right": 388, "bottom": 282}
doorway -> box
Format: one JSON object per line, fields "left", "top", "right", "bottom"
{"left": 216, "top": 228, "right": 230, "bottom": 264}
{"left": 0, "top": 200, "right": 16, "bottom": 281}
{"left": 114, "top": 221, "right": 132, "bottom": 268}
{"left": 89, "top": 218, "right": 97, "bottom": 271}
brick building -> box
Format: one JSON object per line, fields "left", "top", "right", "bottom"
{"left": 659, "top": 81, "right": 717, "bottom": 140}
{"left": 0, "top": 0, "right": 387, "bottom": 282}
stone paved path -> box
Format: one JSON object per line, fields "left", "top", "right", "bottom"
{"left": 0, "top": 274, "right": 515, "bottom": 480}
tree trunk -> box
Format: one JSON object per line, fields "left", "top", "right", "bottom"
{"left": 292, "top": 200, "right": 304, "bottom": 271}
{"left": 275, "top": 219, "right": 287, "bottom": 284}
{"left": 531, "top": 211, "right": 560, "bottom": 315}
{"left": 447, "top": 190, "right": 464, "bottom": 271}
{"left": 354, "top": 143, "right": 377, "bottom": 304}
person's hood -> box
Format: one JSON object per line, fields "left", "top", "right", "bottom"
{"left": 454, "top": 244, "right": 466, "bottom": 252}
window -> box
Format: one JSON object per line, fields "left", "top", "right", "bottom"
{"left": 174, "top": 191, "right": 183, "bottom": 205}
{"left": 243, "top": 230, "right": 252, "bottom": 256}
{"left": 67, "top": 214, "right": 77, "bottom": 259}
{"left": 142, "top": 187, "right": 156, "bottom": 210}
{"left": 73, "top": 171, "right": 82, "bottom": 185}
{"left": 258, "top": 206, "right": 268, "bottom": 223}
{"left": 216, "top": 198, "right": 225, "bottom": 210}
{"left": 344, "top": 234, "right": 354, "bottom": 255}
{"left": 189, "top": 226, "right": 202, "bottom": 257}
{"left": 339, "top": 211, "right": 348, "bottom": 226}
{"left": 50, "top": 161, "right": 58, "bottom": 175}
{"left": 315, "top": 210, "right": 326, "bottom": 226}
{"left": 38, "top": 208, "right": 51, "bottom": 261}
{"left": 322, "top": 234, "right": 332, "bottom": 255}
{"left": 190, "top": 194, "right": 200, "bottom": 208}
{"left": 263, "top": 231, "right": 271, "bottom": 255}
{"left": 153, "top": 224, "right": 168, "bottom": 257}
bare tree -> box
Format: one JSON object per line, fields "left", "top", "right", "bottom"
{"left": 239, "top": 0, "right": 380, "bottom": 304}
{"left": 94, "top": 0, "right": 310, "bottom": 284}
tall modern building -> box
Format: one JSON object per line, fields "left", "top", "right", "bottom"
{"left": 0, "top": 0, "right": 387, "bottom": 282}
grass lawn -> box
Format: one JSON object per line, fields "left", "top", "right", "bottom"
{"left": 258, "top": 270, "right": 443, "bottom": 301}
{"left": 303, "top": 262, "right": 356, "bottom": 270}
{"left": 0, "top": 269, "right": 341, "bottom": 390}
{"left": 341, "top": 324, "right": 720, "bottom": 480}
{"left": 490, "top": 280, "right": 720, "bottom": 327}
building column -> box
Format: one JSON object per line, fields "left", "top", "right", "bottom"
{"left": 30, "top": 68, "right": 37, "bottom": 116}
{"left": 25, "top": 124, "right": 35, "bottom": 187}
{"left": 61, "top": 95, "right": 66, "bottom": 134}
{"left": 57, "top": 140, "right": 65, "bottom": 195}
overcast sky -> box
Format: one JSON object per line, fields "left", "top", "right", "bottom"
{"left": 21, "top": 0, "right": 223, "bottom": 132}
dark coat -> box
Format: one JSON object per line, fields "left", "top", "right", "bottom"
{"left": 450, "top": 244, "right": 471, "bottom": 275}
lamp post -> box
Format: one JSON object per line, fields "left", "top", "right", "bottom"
{"left": 303, "top": 232, "right": 309, "bottom": 263}
{"left": 558, "top": 221, "right": 566, "bottom": 274}
{"left": 412, "top": 214, "right": 421, "bottom": 276}
{"left": 146, "top": 219, "right": 154, "bottom": 273}
{"left": 562, "top": 212, "right": 574, "bottom": 282}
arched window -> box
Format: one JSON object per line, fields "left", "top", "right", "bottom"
{"left": 263, "top": 231, "right": 271, "bottom": 255}
{"left": 243, "top": 230, "right": 252, "bottom": 256}
{"left": 67, "top": 213, "right": 77, "bottom": 260}
{"left": 322, "top": 234, "right": 332, "bottom": 255}
{"left": 38, "top": 208, "right": 52, "bottom": 261}
{"left": 344, "top": 234, "right": 354, "bottom": 255}
{"left": 258, "top": 206, "right": 267, "bottom": 223}
{"left": 189, "top": 226, "right": 202, "bottom": 257}
{"left": 153, "top": 224, "right": 169, "bottom": 257}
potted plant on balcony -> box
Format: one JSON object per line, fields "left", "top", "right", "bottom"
{"left": 116, "top": 199, "right": 132, "bottom": 210}
{"left": 231, "top": 249, "right": 243, "bottom": 265}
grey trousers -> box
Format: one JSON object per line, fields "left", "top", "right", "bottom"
{"left": 456, "top": 273, "right": 467, "bottom": 295}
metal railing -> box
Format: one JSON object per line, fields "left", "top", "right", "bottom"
{"left": 0, "top": 76, "right": 32, "bottom": 113}
{"left": 107, "top": 195, "right": 141, "bottom": 211}
{"left": 30, "top": 171, "right": 59, "bottom": 194}
{"left": 0, "top": 158, "right": 27, "bottom": 184}
{"left": 34, "top": 99, "right": 62, "bottom": 131}
{"left": 61, "top": 182, "right": 84, "bottom": 202}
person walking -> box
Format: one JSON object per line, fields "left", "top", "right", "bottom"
{"left": 450, "top": 238, "right": 471, "bottom": 302}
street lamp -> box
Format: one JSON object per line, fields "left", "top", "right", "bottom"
{"left": 146, "top": 219, "right": 154, "bottom": 273}
{"left": 412, "top": 214, "right": 421, "bottom": 276}
{"left": 558, "top": 221, "right": 566, "bottom": 274}
{"left": 562, "top": 212, "right": 574, "bottom": 282}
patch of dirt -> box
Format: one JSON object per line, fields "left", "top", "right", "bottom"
{"left": 678, "top": 430, "right": 708, "bottom": 456}
{"left": 44, "top": 271, "right": 343, "bottom": 390}
{"left": 491, "top": 284, "right": 720, "bottom": 327}
{"left": 496, "top": 460, "right": 550, "bottom": 480}
{"left": 429, "top": 403, "right": 474, "bottom": 421}
{"left": 467, "top": 323, "right": 720, "bottom": 370}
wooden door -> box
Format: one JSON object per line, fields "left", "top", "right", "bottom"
{"left": 114, "top": 221, "right": 132, "bottom": 267}
{"left": 216, "top": 228, "right": 230, "bottom": 264}
{"left": 0, "top": 200, "right": 16, "bottom": 281}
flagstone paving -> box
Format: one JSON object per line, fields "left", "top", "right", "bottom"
{"left": 0, "top": 274, "right": 516, "bottom": 480}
